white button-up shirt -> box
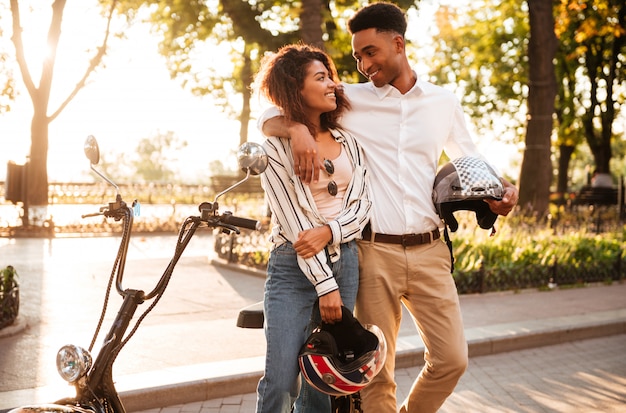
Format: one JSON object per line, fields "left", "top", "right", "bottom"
{"left": 340, "top": 78, "right": 480, "bottom": 234}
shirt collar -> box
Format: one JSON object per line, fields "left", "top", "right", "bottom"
{"left": 329, "top": 128, "right": 347, "bottom": 142}
{"left": 371, "top": 70, "right": 425, "bottom": 99}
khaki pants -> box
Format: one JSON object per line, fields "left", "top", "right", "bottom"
{"left": 356, "top": 238, "right": 468, "bottom": 413}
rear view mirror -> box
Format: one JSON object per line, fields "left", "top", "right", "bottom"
{"left": 237, "top": 142, "right": 268, "bottom": 176}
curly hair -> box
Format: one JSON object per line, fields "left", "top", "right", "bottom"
{"left": 347, "top": 2, "right": 407, "bottom": 37}
{"left": 255, "top": 44, "right": 350, "bottom": 137}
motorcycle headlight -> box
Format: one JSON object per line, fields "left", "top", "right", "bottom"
{"left": 56, "top": 345, "right": 92, "bottom": 383}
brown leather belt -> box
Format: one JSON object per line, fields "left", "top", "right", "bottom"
{"left": 362, "top": 225, "right": 440, "bottom": 247}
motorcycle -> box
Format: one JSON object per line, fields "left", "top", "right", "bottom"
{"left": 9, "top": 135, "right": 268, "bottom": 413}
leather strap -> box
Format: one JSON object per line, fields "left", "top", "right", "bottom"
{"left": 362, "top": 225, "right": 440, "bottom": 247}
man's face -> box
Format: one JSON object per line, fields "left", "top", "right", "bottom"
{"left": 351, "top": 28, "right": 402, "bottom": 88}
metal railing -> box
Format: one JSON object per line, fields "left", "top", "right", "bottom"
{"left": 0, "top": 175, "right": 264, "bottom": 205}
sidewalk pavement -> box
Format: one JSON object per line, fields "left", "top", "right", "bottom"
{"left": 1, "top": 236, "right": 625, "bottom": 412}
{"left": 134, "top": 334, "right": 626, "bottom": 413}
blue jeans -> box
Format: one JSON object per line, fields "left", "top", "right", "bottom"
{"left": 255, "top": 241, "right": 359, "bottom": 413}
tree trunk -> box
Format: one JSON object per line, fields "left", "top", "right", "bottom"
{"left": 555, "top": 144, "right": 574, "bottom": 202}
{"left": 239, "top": 46, "right": 252, "bottom": 148}
{"left": 300, "top": 0, "right": 324, "bottom": 49}
{"left": 517, "top": 0, "right": 557, "bottom": 216}
{"left": 28, "top": 108, "right": 50, "bottom": 206}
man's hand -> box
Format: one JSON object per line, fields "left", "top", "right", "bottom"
{"left": 485, "top": 178, "right": 518, "bottom": 216}
{"left": 319, "top": 290, "right": 343, "bottom": 324}
{"left": 294, "top": 226, "right": 332, "bottom": 259}
{"left": 288, "top": 123, "right": 324, "bottom": 184}
{"left": 262, "top": 117, "right": 323, "bottom": 184}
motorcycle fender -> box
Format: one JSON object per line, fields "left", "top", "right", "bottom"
{"left": 8, "top": 404, "right": 93, "bottom": 413}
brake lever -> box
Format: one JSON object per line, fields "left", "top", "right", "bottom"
{"left": 81, "top": 211, "right": 104, "bottom": 219}
{"left": 218, "top": 223, "right": 241, "bottom": 235}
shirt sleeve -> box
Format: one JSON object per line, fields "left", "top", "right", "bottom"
{"left": 257, "top": 106, "right": 283, "bottom": 138}
{"left": 444, "top": 97, "right": 503, "bottom": 177}
{"left": 260, "top": 137, "right": 339, "bottom": 297}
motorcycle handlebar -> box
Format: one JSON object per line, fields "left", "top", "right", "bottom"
{"left": 221, "top": 213, "right": 261, "bottom": 231}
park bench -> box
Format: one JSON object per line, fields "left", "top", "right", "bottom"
{"left": 574, "top": 185, "right": 619, "bottom": 206}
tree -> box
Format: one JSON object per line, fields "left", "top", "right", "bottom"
{"left": 8, "top": 0, "right": 118, "bottom": 215}
{"left": 0, "top": 3, "right": 16, "bottom": 114}
{"left": 430, "top": 0, "right": 624, "bottom": 214}
{"left": 517, "top": 0, "right": 558, "bottom": 215}
{"left": 112, "top": 0, "right": 297, "bottom": 155}
{"left": 112, "top": 0, "right": 422, "bottom": 155}
{"left": 554, "top": 0, "right": 625, "bottom": 179}
{"left": 133, "top": 130, "right": 187, "bottom": 182}
{"left": 430, "top": 0, "right": 557, "bottom": 214}
{"left": 430, "top": 0, "right": 529, "bottom": 139}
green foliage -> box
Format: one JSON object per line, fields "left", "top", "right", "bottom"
{"left": 430, "top": 0, "right": 529, "bottom": 136}
{"left": 133, "top": 130, "right": 188, "bottom": 183}
{"left": 449, "top": 212, "right": 625, "bottom": 293}
{"left": 216, "top": 206, "right": 626, "bottom": 293}
{"left": 113, "top": 1, "right": 425, "bottom": 118}
{"left": 0, "top": 29, "right": 16, "bottom": 114}
{"left": 0, "top": 265, "right": 19, "bottom": 328}
{"left": 1, "top": 265, "right": 18, "bottom": 293}
{"left": 554, "top": 0, "right": 626, "bottom": 175}
{"left": 92, "top": 130, "right": 189, "bottom": 183}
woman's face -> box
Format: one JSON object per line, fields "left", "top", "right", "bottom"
{"left": 300, "top": 60, "right": 337, "bottom": 118}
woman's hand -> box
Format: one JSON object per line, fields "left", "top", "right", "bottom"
{"left": 319, "top": 290, "right": 343, "bottom": 324}
{"left": 294, "top": 226, "right": 332, "bottom": 259}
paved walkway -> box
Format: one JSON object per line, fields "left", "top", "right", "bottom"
{"left": 135, "top": 334, "right": 626, "bottom": 413}
{"left": 1, "top": 235, "right": 625, "bottom": 413}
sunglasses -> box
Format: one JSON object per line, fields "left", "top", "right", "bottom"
{"left": 324, "top": 159, "right": 338, "bottom": 196}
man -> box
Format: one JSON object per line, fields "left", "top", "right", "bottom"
{"left": 260, "top": 3, "right": 518, "bottom": 412}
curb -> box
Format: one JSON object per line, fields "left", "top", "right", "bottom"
{"left": 209, "top": 258, "right": 267, "bottom": 278}
{"left": 0, "top": 315, "right": 28, "bottom": 339}
{"left": 116, "top": 311, "right": 626, "bottom": 412}
{"left": 2, "top": 312, "right": 625, "bottom": 413}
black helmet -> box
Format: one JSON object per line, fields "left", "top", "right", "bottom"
{"left": 298, "top": 306, "right": 386, "bottom": 396}
{"left": 433, "top": 156, "right": 503, "bottom": 232}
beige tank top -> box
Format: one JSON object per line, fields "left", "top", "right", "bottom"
{"left": 310, "top": 146, "right": 353, "bottom": 220}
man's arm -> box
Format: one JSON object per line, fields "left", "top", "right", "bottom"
{"left": 262, "top": 116, "right": 323, "bottom": 184}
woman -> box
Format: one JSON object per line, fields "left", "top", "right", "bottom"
{"left": 254, "top": 44, "right": 371, "bottom": 413}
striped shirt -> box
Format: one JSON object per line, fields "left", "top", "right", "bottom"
{"left": 261, "top": 128, "right": 371, "bottom": 297}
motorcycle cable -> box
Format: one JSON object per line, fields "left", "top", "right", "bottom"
{"left": 89, "top": 204, "right": 134, "bottom": 353}
{"left": 109, "top": 216, "right": 204, "bottom": 365}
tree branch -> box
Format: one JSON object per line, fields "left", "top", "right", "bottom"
{"left": 38, "top": 0, "right": 66, "bottom": 108}
{"left": 48, "top": 0, "right": 118, "bottom": 122}
{"left": 10, "top": 0, "right": 37, "bottom": 99}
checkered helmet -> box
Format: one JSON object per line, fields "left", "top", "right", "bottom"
{"left": 432, "top": 156, "right": 503, "bottom": 232}
{"left": 298, "top": 306, "right": 386, "bottom": 396}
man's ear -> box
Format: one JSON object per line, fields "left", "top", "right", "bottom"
{"left": 393, "top": 34, "right": 405, "bottom": 53}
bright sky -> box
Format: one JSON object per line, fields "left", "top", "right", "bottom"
{"left": 0, "top": 1, "right": 519, "bottom": 183}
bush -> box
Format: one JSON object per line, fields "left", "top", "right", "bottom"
{"left": 218, "top": 208, "right": 625, "bottom": 294}
{"left": 449, "top": 212, "right": 624, "bottom": 293}
{"left": 0, "top": 265, "right": 19, "bottom": 329}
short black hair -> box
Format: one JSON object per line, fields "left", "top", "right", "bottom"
{"left": 347, "top": 2, "right": 407, "bottom": 37}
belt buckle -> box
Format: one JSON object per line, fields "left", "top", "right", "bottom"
{"left": 401, "top": 233, "right": 425, "bottom": 247}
